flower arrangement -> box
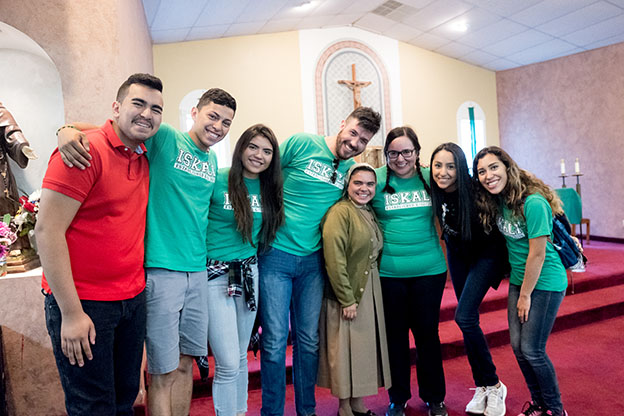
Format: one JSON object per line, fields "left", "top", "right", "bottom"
{"left": 0, "top": 219, "right": 17, "bottom": 259}
{"left": 12, "top": 189, "right": 41, "bottom": 237}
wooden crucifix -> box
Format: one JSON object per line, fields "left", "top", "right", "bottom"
{"left": 338, "top": 64, "right": 371, "bottom": 109}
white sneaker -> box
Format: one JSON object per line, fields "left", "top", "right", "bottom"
{"left": 484, "top": 381, "right": 507, "bottom": 416}
{"left": 466, "top": 386, "right": 487, "bottom": 414}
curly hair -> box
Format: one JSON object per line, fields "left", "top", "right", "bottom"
{"left": 472, "top": 146, "right": 563, "bottom": 232}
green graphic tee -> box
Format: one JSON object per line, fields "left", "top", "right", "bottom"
{"left": 271, "top": 133, "right": 354, "bottom": 256}
{"left": 371, "top": 166, "right": 446, "bottom": 278}
{"left": 144, "top": 123, "right": 218, "bottom": 271}
{"left": 497, "top": 193, "right": 567, "bottom": 292}
{"left": 206, "top": 168, "right": 262, "bottom": 262}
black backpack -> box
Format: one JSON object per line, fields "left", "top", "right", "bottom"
{"left": 550, "top": 214, "right": 587, "bottom": 269}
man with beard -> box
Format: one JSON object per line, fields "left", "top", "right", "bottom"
{"left": 258, "top": 106, "right": 381, "bottom": 416}
{"left": 56, "top": 88, "right": 237, "bottom": 416}
{"left": 37, "top": 73, "right": 163, "bottom": 415}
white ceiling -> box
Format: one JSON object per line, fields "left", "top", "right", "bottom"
{"left": 142, "top": 0, "right": 624, "bottom": 71}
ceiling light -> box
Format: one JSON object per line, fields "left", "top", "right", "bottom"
{"left": 451, "top": 21, "right": 469, "bottom": 32}
{"left": 295, "top": 1, "right": 315, "bottom": 11}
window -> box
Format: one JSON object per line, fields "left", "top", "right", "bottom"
{"left": 456, "top": 101, "right": 486, "bottom": 164}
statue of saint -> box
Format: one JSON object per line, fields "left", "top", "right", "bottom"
{"left": 0, "top": 102, "right": 37, "bottom": 216}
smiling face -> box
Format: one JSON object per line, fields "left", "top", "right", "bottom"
{"left": 347, "top": 169, "right": 376, "bottom": 205}
{"left": 432, "top": 149, "right": 458, "bottom": 192}
{"left": 189, "top": 101, "right": 235, "bottom": 151}
{"left": 334, "top": 117, "right": 374, "bottom": 160}
{"left": 387, "top": 135, "right": 417, "bottom": 178}
{"left": 242, "top": 135, "right": 274, "bottom": 179}
{"left": 113, "top": 83, "right": 163, "bottom": 148}
{"left": 476, "top": 153, "right": 508, "bottom": 195}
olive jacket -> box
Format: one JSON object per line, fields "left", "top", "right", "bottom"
{"left": 321, "top": 199, "right": 382, "bottom": 307}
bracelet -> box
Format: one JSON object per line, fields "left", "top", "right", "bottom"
{"left": 55, "top": 124, "right": 77, "bottom": 136}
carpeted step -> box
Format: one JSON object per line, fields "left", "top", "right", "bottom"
{"left": 437, "top": 282, "right": 624, "bottom": 360}
{"left": 439, "top": 268, "right": 624, "bottom": 322}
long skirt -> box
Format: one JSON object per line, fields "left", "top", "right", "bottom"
{"left": 317, "top": 271, "right": 391, "bottom": 399}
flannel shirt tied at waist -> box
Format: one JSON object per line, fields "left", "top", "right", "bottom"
{"left": 207, "top": 255, "right": 257, "bottom": 311}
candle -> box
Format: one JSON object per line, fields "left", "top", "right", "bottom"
{"left": 560, "top": 159, "right": 566, "bottom": 175}
{"left": 575, "top": 158, "right": 580, "bottom": 174}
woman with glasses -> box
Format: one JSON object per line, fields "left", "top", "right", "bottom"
{"left": 371, "top": 127, "right": 448, "bottom": 416}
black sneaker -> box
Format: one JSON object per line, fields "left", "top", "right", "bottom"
{"left": 427, "top": 401, "right": 448, "bottom": 416}
{"left": 386, "top": 402, "right": 407, "bottom": 416}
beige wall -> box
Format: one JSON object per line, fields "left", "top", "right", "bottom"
{"left": 153, "top": 30, "right": 499, "bottom": 162}
{"left": 398, "top": 42, "right": 500, "bottom": 161}
{"left": 153, "top": 31, "right": 304, "bottom": 145}
{"left": 497, "top": 42, "right": 624, "bottom": 239}
{"left": 0, "top": 0, "right": 153, "bottom": 124}
{"left": 0, "top": 2, "right": 153, "bottom": 414}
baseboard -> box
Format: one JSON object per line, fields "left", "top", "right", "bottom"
{"left": 590, "top": 235, "right": 624, "bottom": 244}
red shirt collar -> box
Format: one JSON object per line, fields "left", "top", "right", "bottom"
{"left": 102, "top": 119, "right": 148, "bottom": 154}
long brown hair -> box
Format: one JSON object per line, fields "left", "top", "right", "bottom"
{"left": 228, "top": 124, "right": 284, "bottom": 249}
{"left": 473, "top": 146, "right": 563, "bottom": 232}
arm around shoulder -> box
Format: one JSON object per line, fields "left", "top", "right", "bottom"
{"left": 57, "top": 122, "right": 98, "bottom": 169}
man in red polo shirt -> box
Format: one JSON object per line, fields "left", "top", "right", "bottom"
{"left": 35, "top": 73, "right": 163, "bottom": 416}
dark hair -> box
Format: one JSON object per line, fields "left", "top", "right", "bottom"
{"left": 430, "top": 142, "right": 474, "bottom": 241}
{"left": 228, "top": 124, "right": 284, "bottom": 249}
{"left": 382, "top": 126, "right": 430, "bottom": 195}
{"left": 345, "top": 107, "right": 382, "bottom": 136}
{"left": 116, "top": 73, "right": 163, "bottom": 102}
{"left": 472, "top": 146, "right": 562, "bottom": 232}
{"left": 197, "top": 88, "right": 237, "bottom": 113}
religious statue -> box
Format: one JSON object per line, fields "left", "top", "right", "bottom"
{"left": 338, "top": 63, "right": 371, "bottom": 110}
{"left": 0, "top": 102, "right": 40, "bottom": 272}
{"left": 0, "top": 102, "right": 37, "bottom": 216}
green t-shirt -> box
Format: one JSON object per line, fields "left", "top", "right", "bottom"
{"left": 371, "top": 166, "right": 446, "bottom": 278}
{"left": 205, "top": 168, "right": 262, "bottom": 262}
{"left": 143, "top": 123, "right": 218, "bottom": 271}
{"left": 497, "top": 193, "right": 567, "bottom": 291}
{"left": 271, "top": 133, "right": 354, "bottom": 256}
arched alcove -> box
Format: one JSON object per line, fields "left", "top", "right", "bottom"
{"left": 315, "top": 40, "right": 391, "bottom": 146}
{"left": 0, "top": 22, "right": 65, "bottom": 196}
{"left": 179, "top": 89, "right": 231, "bottom": 168}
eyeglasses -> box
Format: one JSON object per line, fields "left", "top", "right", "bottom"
{"left": 386, "top": 149, "right": 415, "bottom": 160}
{"left": 330, "top": 158, "right": 340, "bottom": 184}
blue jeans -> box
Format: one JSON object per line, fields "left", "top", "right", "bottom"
{"left": 508, "top": 284, "right": 565, "bottom": 414}
{"left": 447, "top": 249, "right": 500, "bottom": 387}
{"left": 258, "top": 247, "right": 324, "bottom": 416}
{"left": 44, "top": 291, "right": 146, "bottom": 416}
{"left": 207, "top": 265, "right": 258, "bottom": 415}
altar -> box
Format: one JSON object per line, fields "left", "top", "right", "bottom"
{"left": 0, "top": 268, "right": 65, "bottom": 416}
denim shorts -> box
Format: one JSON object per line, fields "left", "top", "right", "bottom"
{"left": 145, "top": 267, "right": 208, "bottom": 374}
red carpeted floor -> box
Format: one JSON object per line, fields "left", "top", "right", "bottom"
{"left": 179, "top": 241, "right": 624, "bottom": 415}
{"left": 189, "top": 316, "right": 624, "bottom": 414}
